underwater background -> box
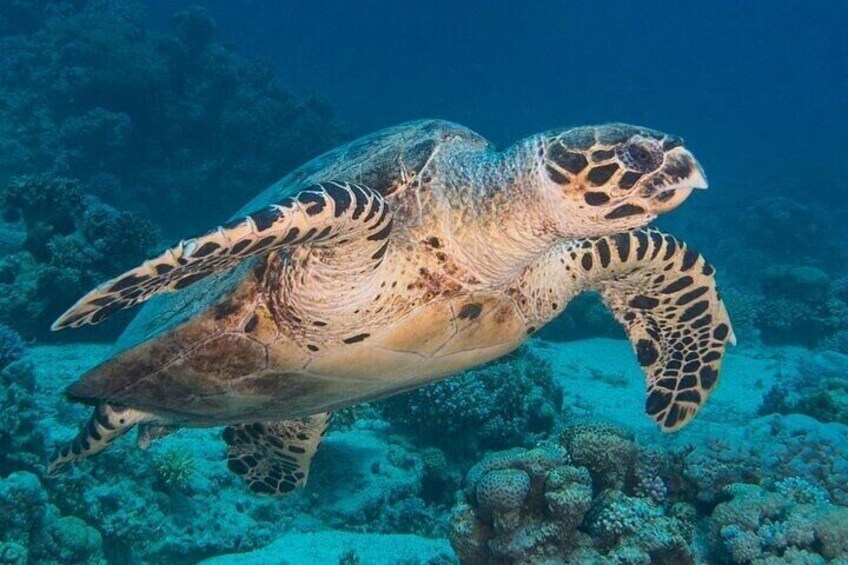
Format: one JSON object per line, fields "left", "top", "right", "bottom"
{"left": 1, "top": 0, "right": 847, "bottom": 563}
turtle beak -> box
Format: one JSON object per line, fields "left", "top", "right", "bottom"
{"left": 671, "top": 147, "right": 708, "bottom": 191}
{"left": 646, "top": 148, "right": 708, "bottom": 214}
{"left": 689, "top": 157, "right": 709, "bottom": 190}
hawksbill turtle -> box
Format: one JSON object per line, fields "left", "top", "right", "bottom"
{"left": 48, "top": 120, "right": 734, "bottom": 495}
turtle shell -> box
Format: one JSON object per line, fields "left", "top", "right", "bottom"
{"left": 115, "top": 119, "right": 487, "bottom": 353}
{"left": 66, "top": 120, "right": 491, "bottom": 417}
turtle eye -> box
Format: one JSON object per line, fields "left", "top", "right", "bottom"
{"left": 617, "top": 140, "right": 662, "bottom": 173}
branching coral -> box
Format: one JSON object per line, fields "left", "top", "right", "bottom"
{"left": 153, "top": 448, "right": 197, "bottom": 492}
{"left": 379, "top": 345, "right": 562, "bottom": 458}
{"left": 682, "top": 415, "right": 848, "bottom": 507}
{"left": 710, "top": 482, "right": 848, "bottom": 563}
{"left": 583, "top": 490, "right": 693, "bottom": 563}
{"left": 774, "top": 477, "right": 829, "bottom": 506}
{"left": 720, "top": 287, "right": 763, "bottom": 339}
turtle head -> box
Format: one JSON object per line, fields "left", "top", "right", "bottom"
{"left": 539, "top": 124, "right": 707, "bottom": 237}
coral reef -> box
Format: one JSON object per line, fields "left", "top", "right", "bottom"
{"left": 761, "top": 265, "right": 831, "bottom": 304}
{"left": 304, "top": 427, "right": 453, "bottom": 537}
{"left": 821, "top": 329, "right": 848, "bottom": 355}
{"left": 379, "top": 345, "right": 563, "bottom": 459}
{"left": 0, "top": 175, "right": 158, "bottom": 340}
{"left": 682, "top": 414, "right": 848, "bottom": 507}
{"left": 743, "top": 198, "right": 845, "bottom": 271}
{"left": 44, "top": 515, "right": 105, "bottom": 565}
{"left": 450, "top": 423, "right": 694, "bottom": 564}
{"left": 757, "top": 265, "right": 846, "bottom": 347}
{"left": 453, "top": 413, "right": 848, "bottom": 564}
{"left": 0, "top": 471, "right": 48, "bottom": 548}
{"left": 537, "top": 255, "right": 848, "bottom": 351}
{"left": 709, "top": 481, "right": 848, "bottom": 563}
{"left": 0, "top": 542, "right": 27, "bottom": 565}
{"left": 560, "top": 422, "right": 636, "bottom": 490}
{"left": 5, "top": 336, "right": 848, "bottom": 563}
{"left": 449, "top": 445, "right": 586, "bottom": 563}
{"left": 0, "top": 334, "right": 44, "bottom": 475}
{"left": 758, "top": 352, "right": 848, "bottom": 426}
{"left": 675, "top": 262, "right": 848, "bottom": 349}
{"left": 0, "top": 324, "right": 25, "bottom": 371}
{"left": 0, "top": 0, "right": 342, "bottom": 237}
{"left": 719, "top": 287, "right": 763, "bottom": 341}
{"left": 538, "top": 292, "right": 624, "bottom": 342}
{"left": 0, "top": 1, "right": 844, "bottom": 564}
{"left": 0, "top": 471, "right": 105, "bottom": 564}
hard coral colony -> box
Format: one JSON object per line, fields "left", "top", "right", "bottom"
{"left": 0, "top": 1, "right": 846, "bottom": 564}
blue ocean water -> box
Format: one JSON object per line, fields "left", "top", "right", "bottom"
{"left": 0, "top": 1, "right": 846, "bottom": 563}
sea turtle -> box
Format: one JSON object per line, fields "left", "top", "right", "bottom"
{"left": 48, "top": 120, "right": 734, "bottom": 495}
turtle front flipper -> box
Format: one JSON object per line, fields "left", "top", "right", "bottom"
{"left": 47, "top": 404, "right": 152, "bottom": 476}
{"left": 223, "top": 412, "right": 331, "bottom": 496}
{"left": 52, "top": 182, "right": 393, "bottom": 330}
{"left": 525, "top": 230, "right": 735, "bottom": 430}
{"left": 577, "top": 230, "right": 735, "bottom": 430}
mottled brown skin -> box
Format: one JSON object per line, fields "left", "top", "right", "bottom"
{"left": 55, "top": 119, "right": 724, "bottom": 441}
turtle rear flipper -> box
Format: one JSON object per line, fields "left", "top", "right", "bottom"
{"left": 579, "top": 230, "right": 734, "bottom": 430}
{"left": 52, "top": 182, "right": 392, "bottom": 330}
{"left": 47, "top": 404, "right": 153, "bottom": 476}
{"left": 223, "top": 412, "right": 331, "bottom": 496}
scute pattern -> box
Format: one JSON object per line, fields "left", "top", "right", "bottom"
{"left": 52, "top": 182, "right": 392, "bottom": 330}
{"left": 223, "top": 413, "right": 331, "bottom": 496}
